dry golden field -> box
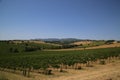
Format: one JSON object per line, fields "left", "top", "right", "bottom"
{"left": 0, "top": 58, "right": 120, "bottom": 80}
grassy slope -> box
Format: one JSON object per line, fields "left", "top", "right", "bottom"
{"left": 0, "top": 41, "right": 61, "bottom": 53}
{"left": 0, "top": 41, "right": 120, "bottom": 80}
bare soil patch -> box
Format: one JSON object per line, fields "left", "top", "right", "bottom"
{"left": 0, "top": 59, "right": 120, "bottom": 80}
{"left": 46, "top": 43, "right": 120, "bottom": 51}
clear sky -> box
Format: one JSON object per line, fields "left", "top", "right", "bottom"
{"left": 0, "top": 0, "right": 120, "bottom": 40}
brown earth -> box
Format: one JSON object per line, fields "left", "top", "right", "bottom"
{"left": 46, "top": 43, "right": 120, "bottom": 51}
{"left": 71, "top": 41, "right": 92, "bottom": 45}
{"left": 0, "top": 59, "right": 120, "bottom": 80}
{"left": 11, "top": 40, "right": 61, "bottom": 46}
{"left": 87, "top": 43, "right": 120, "bottom": 49}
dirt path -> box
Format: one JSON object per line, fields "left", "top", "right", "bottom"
{"left": 0, "top": 60, "right": 120, "bottom": 80}
{"left": 50, "top": 60, "right": 120, "bottom": 80}
{"left": 61, "top": 65, "right": 120, "bottom": 80}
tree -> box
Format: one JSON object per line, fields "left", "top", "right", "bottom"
{"left": 105, "top": 40, "right": 115, "bottom": 44}
{"left": 24, "top": 46, "right": 37, "bottom": 52}
{"left": 9, "top": 47, "right": 13, "bottom": 52}
{"left": 13, "top": 48, "right": 19, "bottom": 53}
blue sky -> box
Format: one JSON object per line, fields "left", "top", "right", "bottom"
{"left": 0, "top": 0, "right": 120, "bottom": 40}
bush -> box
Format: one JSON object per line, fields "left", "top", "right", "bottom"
{"left": 105, "top": 40, "right": 115, "bottom": 44}
{"left": 24, "top": 46, "right": 38, "bottom": 52}
{"left": 43, "top": 69, "right": 52, "bottom": 75}
{"left": 99, "top": 60, "right": 105, "bottom": 65}
{"left": 13, "top": 48, "right": 19, "bottom": 53}
{"left": 75, "top": 66, "right": 82, "bottom": 70}
{"left": 9, "top": 48, "right": 19, "bottom": 53}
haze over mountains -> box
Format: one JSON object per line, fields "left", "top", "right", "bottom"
{"left": 31, "top": 38, "right": 120, "bottom": 42}
{"left": 32, "top": 38, "right": 80, "bottom": 41}
{"left": 1, "top": 38, "right": 119, "bottom": 42}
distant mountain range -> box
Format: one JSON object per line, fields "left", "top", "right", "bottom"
{"left": 31, "top": 38, "right": 92, "bottom": 42}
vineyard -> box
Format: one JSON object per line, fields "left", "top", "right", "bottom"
{"left": 0, "top": 47, "right": 120, "bottom": 77}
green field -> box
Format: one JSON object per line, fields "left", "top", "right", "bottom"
{"left": 0, "top": 41, "right": 61, "bottom": 53}
{"left": 0, "top": 41, "right": 120, "bottom": 76}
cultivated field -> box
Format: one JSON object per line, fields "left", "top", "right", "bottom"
{"left": 0, "top": 41, "right": 120, "bottom": 80}
{"left": 0, "top": 58, "right": 120, "bottom": 80}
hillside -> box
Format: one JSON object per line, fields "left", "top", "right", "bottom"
{"left": 1, "top": 39, "right": 119, "bottom": 53}
{"left": 0, "top": 48, "right": 120, "bottom": 80}
{"left": 46, "top": 43, "right": 120, "bottom": 51}
{"left": 0, "top": 40, "right": 62, "bottom": 53}
{"left": 0, "top": 40, "right": 120, "bottom": 80}
{"left": 71, "top": 41, "right": 92, "bottom": 45}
